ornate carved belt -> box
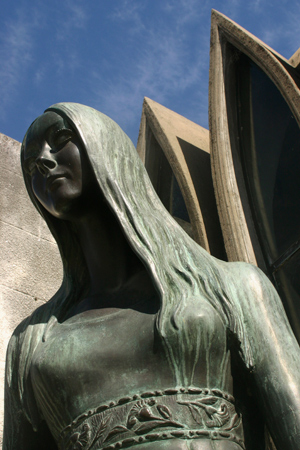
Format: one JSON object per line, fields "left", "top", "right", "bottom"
{"left": 58, "top": 387, "right": 245, "bottom": 450}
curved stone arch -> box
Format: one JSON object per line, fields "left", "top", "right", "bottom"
{"left": 209, "top": 10, "right": 300, "bottom": 266}
{"left": 137, "top": 97, "right": 225, "bottom": 256}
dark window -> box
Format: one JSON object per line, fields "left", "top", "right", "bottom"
{"left": 144, "top": 128, "right": 191, "bottom": 225}
{"left": 171, "top": 174, "right": 190, "bottom": 223}
{"left": 236, "top": 54, "right": 300, "bottom": 338}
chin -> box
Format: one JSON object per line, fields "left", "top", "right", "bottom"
{"left": 44, "top": 196, "right": 82, "bottom": 220}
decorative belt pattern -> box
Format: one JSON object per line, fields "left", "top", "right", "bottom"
{"left": 59, "top": 387, "right": 245, "bottom": 450}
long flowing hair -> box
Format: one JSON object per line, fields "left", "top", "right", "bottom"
{"left": 12, "top": 103, "right": 252, "bottom": 428}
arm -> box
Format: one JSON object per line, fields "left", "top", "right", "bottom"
{"left": 2, "top": 333, "right": 57, "bottom": 450}
{"left": 3, "top": 386, "right": 57, "bottom": 450}
{"left": 233, "top": 264, "right": 300, "bottom": 449}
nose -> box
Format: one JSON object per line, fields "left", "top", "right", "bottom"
{"left": 35, "top": 154, "right": 57, "bottom": 175}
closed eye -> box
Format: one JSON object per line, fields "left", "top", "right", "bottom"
{"left": 49, "top": 129, "right": 73, "bottom": 152}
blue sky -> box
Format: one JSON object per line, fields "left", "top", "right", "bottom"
{"left": 1, "top": 0, "right": 299, "bottom": 146}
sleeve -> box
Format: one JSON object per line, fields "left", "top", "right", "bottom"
{"left": 2, "top": 325, "right": 57, "bottom": 450}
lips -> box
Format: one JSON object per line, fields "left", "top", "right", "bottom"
{"left": 46, "top": 174, "right": 67, "bottom": 190}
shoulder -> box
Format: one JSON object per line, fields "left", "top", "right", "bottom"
{"left": 222, "top": 260, "right": 292, "bottom": 340}
{"left": 218, "top": 259, "right": 273, "bottom": 297}
{"left": 6, "top": 296, "right": 59, "bottom": 385}
{"left": 221, "top": 261, "right": 285, "bottom": 322}
{"left": 5, "top": 296, "right": 61, "bottom": 429}
{"left": 8, "top": 297, "right": 57, "bottom": 344}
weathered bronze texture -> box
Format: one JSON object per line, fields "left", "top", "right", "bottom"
{"left": 3, "top": 103, "right": 300, "bottom": 450}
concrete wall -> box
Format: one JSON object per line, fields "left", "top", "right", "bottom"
{"left": 0, "top": 133, "right": 62, "bottom": 445}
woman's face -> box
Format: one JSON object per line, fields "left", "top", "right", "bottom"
{"left": 23, "top": 111, "right": 95, "bottom": 220}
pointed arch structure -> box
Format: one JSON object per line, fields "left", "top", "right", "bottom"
{"left": 209, "top": 10, "right": 300, "bottom": 341}
{"left": 137, "top": 97, "right": 224, "bottom": 258}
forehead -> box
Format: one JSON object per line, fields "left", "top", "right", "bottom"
{"left": 24, "top": 111, "right": 67, "bottom": 159}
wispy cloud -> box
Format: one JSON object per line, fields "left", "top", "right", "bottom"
{"left": 34, "top": 68, "right": 46, "bottom": 86}
{"left": 162, "top": 0, "right": 209, "bottom": 26}
{"left": 91, "top": 0, "right": 210, "bottom": 139}
{"left": 110, "top": 0, "right": 147, "bottom": 35}
{"left": 48, "top": 1, "right": 89, "bottom": 82}
{"left": 0, "top": 9, "right": 33, "bottom": 119}
{"left": 258, "top": 1, "right": 300, "bottom": 57}
{"left": 2, "top": 0, "right": 298, "bottom": 147}
{"left": 277, "top": 3, "right": 300, "bottom": 56}
{"left": 55, "top": 0, "right": 88, "bottom": 41}
{"left": 111, "top": 0, "right": 145, "bottom": 22}
{"left": 0, "top": 0, "right": 89, "bottom": 128}
{"left": 249, "top": 0, "right": 263, "bottom": 13}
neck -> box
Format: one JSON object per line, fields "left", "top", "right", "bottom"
{"left": 71, "top": 201, "right": 146, "bottom": 299}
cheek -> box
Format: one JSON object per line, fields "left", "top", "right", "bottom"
{"left": 31, "top": 173, "right": 47, "bottom": 204}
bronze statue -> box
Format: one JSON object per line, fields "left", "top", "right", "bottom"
{"left": 3, "top": 103, "right": 300, "bottom": 450}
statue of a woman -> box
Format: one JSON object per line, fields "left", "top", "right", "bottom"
{"left": 3, "top": 103, "right": 300, "bottom": 450}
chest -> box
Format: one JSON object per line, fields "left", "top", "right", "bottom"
{"left": 30, "top": 302, "right": 231, "bottom": 439}
{"left": 32, "top": 309, "right": 165, "bottom": 397}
